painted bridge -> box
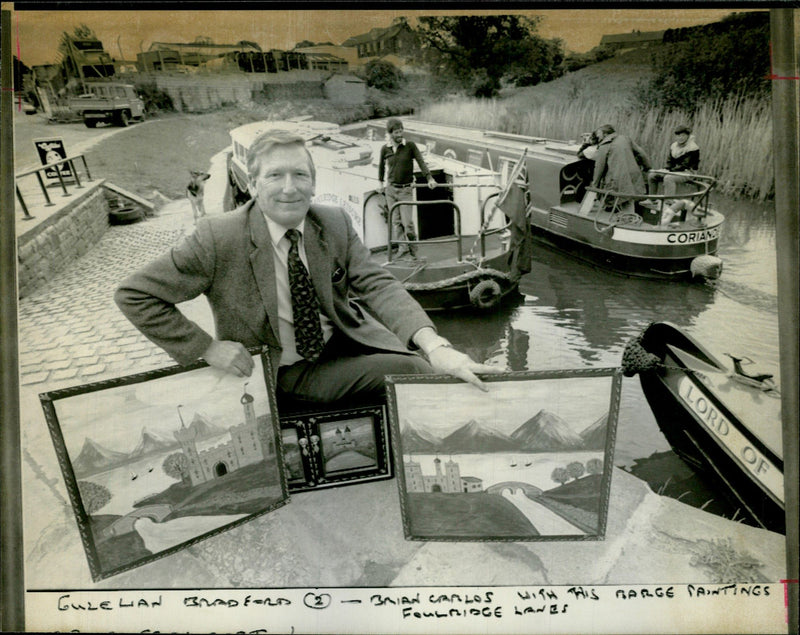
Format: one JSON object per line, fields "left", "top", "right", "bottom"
{"left": 100, "top": 504, "right": 173, "bottom": 539}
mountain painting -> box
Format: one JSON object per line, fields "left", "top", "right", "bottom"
{"left": 39, "top": 351, "right": 288, "bottom": 581}
{"left": 386, "top": 369, "right": 621, "bottom": 541}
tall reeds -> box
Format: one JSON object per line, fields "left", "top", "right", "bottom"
{"left": 417, "top": 93, "right": 773, "bottom": 200}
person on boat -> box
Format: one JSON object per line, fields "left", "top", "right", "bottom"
{"left": 115, "top": 129, "right": 499, "bottom": 407}
{"left": 576, "top": 130, "right": 600, "bottom": 160}
{"left": 378, "top": 118, "right": 438, "bottom": 259}
{"left": 647, "top": 125, "right": 701, "bottom": 198}
{"left": 590, "top": 124, "right": 651, "bottom": 213}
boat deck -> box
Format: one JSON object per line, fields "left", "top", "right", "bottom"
{"left": 667, "top": 345, "right": 782, "bottom": 458}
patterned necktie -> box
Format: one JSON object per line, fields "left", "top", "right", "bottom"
{"left": 285, "top": 229, "right": 324, "bottom": 362}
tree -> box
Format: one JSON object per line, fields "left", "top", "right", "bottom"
{"left": 586, "top": 458, "right": 603, "bottom": 476}
{"left": 363, "top": 59, "right": 405, "bottom": 91}
{"left": 416, "top": 15, "right": 564, "bottom": 97}
{"left": 551, "top": 466, "right": 569, "bottom": 486}
{"left": 78, "top": 480, "right": 112, "bottom": 514}
{"left": 163, "top": 452, "right": 189, "bottom": 484}
{"left": 566, "top": 461, "right": 585, "bottom": 481}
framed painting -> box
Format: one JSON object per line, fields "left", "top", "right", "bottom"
{"left": 386, "top": 368, "right": 622, "bottom": 541}
{"left": 38, "top": 349, "right": 288, "bottom": 581}
{"left": 279, "top": 405, "right": 392, "bottom": 492}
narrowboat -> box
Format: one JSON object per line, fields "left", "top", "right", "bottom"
{"left": 363, "top": 119, "right": 724, "bottom": 281}
{"left": 628, "top": 322, "right": 784, "bottom": 533}
{"left": 226, "top": 120, "right": 528, "bottom": 311}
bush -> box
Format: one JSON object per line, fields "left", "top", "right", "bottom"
{"left": 362, "top": 59, "right": 405, "bottom": 91}
{"left": 135, "top": 81, "right": 175, "bottom": 114}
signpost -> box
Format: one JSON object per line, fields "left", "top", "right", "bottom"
{"left": 33, "top": 137, "right": 73, "bottom": 181}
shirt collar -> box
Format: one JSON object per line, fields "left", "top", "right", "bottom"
{"left": 389, "top": 138, "right": 406, "bottom": 149}
{"left": 263, "top": 213, "right": 306, "bottom": 249}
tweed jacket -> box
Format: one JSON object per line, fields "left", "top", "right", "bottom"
{"left": 115, "top": 200, "right": 434, "bottom": 379}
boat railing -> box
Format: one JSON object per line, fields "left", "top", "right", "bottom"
{"left": 386, "top": 199, "right": 463, "bottom": 263}
{"left": 585, "top": 173, "right": 717, "bottom": 225}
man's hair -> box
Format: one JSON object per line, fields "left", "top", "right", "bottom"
{"left": 673, "top": 125, "right": 692, "bottom": 135}
{"left": 247, "top": 129, "right": 316, "bottom": 183}
{"left": 386, "top": 118, "right": 404, "bottom": 133}
{"left": 598, "top": 124, "right": 615, "bottom": 136}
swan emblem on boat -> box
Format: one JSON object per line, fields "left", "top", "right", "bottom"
{"left": 725, "top": 354, "right": 778, "bottom": 392}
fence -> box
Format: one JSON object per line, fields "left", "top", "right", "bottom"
{"left": 15, "top": 154, "right": 93, "bottom": 219}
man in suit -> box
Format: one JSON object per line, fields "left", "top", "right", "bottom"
{"left": 115, "top": 129, "right": 498, "bottom": 405}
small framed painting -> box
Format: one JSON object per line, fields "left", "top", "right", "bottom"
{"left": 39, "top": 348, "right": 288, "bottom": 581}
{"left": 386, "top": 368, "right": 621, "bottom": 541}
{"left": 279, "top": 405, "right": 392, "bottom": 492}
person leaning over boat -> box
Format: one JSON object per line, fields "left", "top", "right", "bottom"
{"left": 647, "top": 125, "right": 700, "bottom": 199}
{"left": 115, "top": 129, "right": 500, "bottom": 406}
{"left": 378, "top": 118, "right": 437, "bottom": 259}
{"left": 591, "top": 124, "right": 651, "bottom": 213}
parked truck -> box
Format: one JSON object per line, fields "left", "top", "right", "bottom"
{"left": 69, "top": 82, "right": 146, "bottom": 127}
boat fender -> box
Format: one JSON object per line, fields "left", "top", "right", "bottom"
{"left": 469, "top": 278, "right": 503, "bottom": 309}
{"left": 690, "top": 254, "right": 723, "bottom": 280}
{"left": 621, "top": 331, "right": 663, "bottom": 377}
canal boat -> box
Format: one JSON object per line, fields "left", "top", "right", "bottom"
{"left": 363, "top": 120, "right": 724, "bottom": 281}
{"left": 226, "top": 120, "right": 527, "bottom": 311}
{"left": 630, "top": 321, "right": 784, "bottom": 533}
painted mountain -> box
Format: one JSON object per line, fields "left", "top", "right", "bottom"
{"left": 128, "top": 427, "right": 178, "bottom": 458}
{"left": 579, "top": 413, "right": 609, "bottom": 450}
{"left": 401, "top": 419, "right": 441, "bottom": 453}
{"left": 72, "top": 438, "right": 129, "bottom": 477}
{"left": 439, "top": 419, "right": 516, "bottom": 453}
{"left": 187, "top": 412, "right": 225, "bottom": 438}
{"left": 510, "top": 409, "right": 584, "bottom": 451}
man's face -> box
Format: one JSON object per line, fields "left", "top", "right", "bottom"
{"left": 390, "top": 127, "right": 404, "bottom": 144}
{"left": 675, "top": 132, "right": 690, "bottom": 145}
{"left": 250, "top": 144, "right": 315, "bottom": 228}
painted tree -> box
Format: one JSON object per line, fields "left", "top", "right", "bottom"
{"left": 586, "top": 458, "right": 604, "bottom": 476}
{"left": 551, "top": 466, "right": 569, "bottom": 486}
{"left": 566, "top": 461, "right": 585, "bottom": 481}
{"left": 78, "top": 480, "right": 112, "bottom": 514}
{"left": 162, "top": 452, "right": 189, "bottom": 484}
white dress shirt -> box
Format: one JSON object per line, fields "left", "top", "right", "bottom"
{"left": 263, "top": 214, "right": 334, "bottom": 366}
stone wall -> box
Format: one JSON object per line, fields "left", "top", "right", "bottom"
{"left": 17, "top": 183, "right": 109, "bottom": 298}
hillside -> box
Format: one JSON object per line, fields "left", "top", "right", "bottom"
{"left": 501, "top": 47, "right": 656, "bottom": 110}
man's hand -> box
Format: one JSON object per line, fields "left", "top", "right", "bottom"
{"left": 203, "top": 340, "right": 254, "bottom": 377}
{"left": 427, "top": 345, "right": 504, "bottom": 392}
{"left": 427, "top": 177, "right": 437, "bottom": 189}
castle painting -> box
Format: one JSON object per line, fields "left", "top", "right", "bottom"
{"left": 387, "top": 369, "right": 621, "bottom": 541}
{"left": 40, "top": 352, "right": 287, "bottom": 581}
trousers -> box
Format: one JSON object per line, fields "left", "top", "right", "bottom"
{"left": 385, "top": 183, "right": 417, "bottom": 253}
{"left": 277, "top": 331, "right": 432, "bottom": 404}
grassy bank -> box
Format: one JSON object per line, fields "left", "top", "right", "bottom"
{"left": 416, "top": 53, "right": 773, "bottom": 201}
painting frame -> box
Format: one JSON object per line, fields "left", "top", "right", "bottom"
{"left": 279, "top": 404, "right": 392, "bottom": 492}
{"left": 38, "top": 347, "right": 288, "bottom": 582}
{"left": 386, "top": 368, "right": 622, "bottom": 542}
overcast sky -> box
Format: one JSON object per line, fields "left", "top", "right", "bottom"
{"left": 14, "top": 8, "right": 739, "bottom": 67}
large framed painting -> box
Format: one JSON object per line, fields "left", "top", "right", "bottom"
{"left": 386, "top": 368, "right": 621, "bottom": 541}
{"left": 39, "top": 349, "right": 288, "bottom": 581}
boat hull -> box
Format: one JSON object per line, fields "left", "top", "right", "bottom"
{"left": 637, "top": 323, "right": 784, "bottom": 533}
{"left": 530, "top": 213, "right": 721, "bottom": 280}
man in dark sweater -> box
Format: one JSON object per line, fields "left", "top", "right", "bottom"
{"left": 647, "top": 125, "right": 701, "bottom": 198}
{"left": 378, "top": 118, "right": 437, "bottom": 258}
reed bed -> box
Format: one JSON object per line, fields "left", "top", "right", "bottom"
{"left": 417, "top": 93, "right": 773, "bottom": 201}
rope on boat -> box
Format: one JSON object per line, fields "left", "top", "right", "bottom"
{"left": 402, "top": 266, "right": 512, "bottom": 291}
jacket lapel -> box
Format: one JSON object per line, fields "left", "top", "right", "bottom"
{"left": 248, "top": 204, "right": 281, "bottom": 344}
{"left": 304, "top": 212, "right": 335, "bottom": 318}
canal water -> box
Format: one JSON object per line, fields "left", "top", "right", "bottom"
{"left": 430, "top": 194, "right": 781, "bottom": 527}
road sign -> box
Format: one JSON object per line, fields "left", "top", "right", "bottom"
{"left": 33, "top": 137, "right": 74, "bottom": 180}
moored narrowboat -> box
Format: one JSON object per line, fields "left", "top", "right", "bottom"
{"left": 625, "top": 321, "right": 784, "bottom": 533}
{"left": 226, "top": 120, "right": 529, "bottom": 311}
{"left": 364, "top": 119, "right": 724, "bottom": 281}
